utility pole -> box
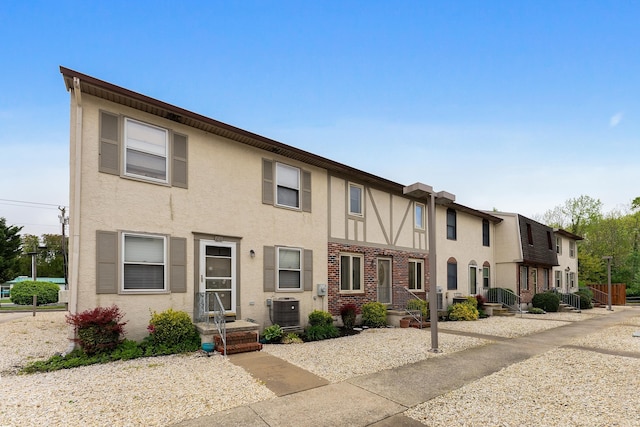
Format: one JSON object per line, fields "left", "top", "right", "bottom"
{"left": 59, "top": 207, "right": 69, "bottom": 290}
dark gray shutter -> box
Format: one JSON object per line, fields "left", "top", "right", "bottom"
{"left": 263, "top": 246, "right": 275, "bottom": 292}
{"left": 96, "top": 231, "right": 118, "bottom": 294}
{"left": 172, "top": 133, "right": 188, "bottom": 188}
{"left": 170, "top": 237, "right": 187, "bottom": 293}
{"left": 301, "top": 170, "right": 312, "bottom": 212}
{"left": 262, "top": 159, "right": 274, "bottom": 205}
{"left": 99, "top": 111, "right": 120, "bottom": 175}
{"left": 303, "top": 249, "right": 313, "bottom": 291}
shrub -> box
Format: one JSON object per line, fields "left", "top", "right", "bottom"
{"left": 531, "top": 292, "right": 560, "bottom": 312}
{"left": 407, "top": 299, "right": 429, "bottom": 319}
{"left": 281, "top": 332, "right": 303, "bottom": 344}
{"left": 528, "top": 307, "right": 545, "bottom": 314}
{"left": 263, "top": 324, "right": 283, "bottom": 343}
{"left": 144, "top": 309, "right": 200, "bottom": 354}
{"left": 447, "top": 301, "right": 479, "bottom": 321}
{"left": 340, "top": 303, "right": 359, "bottom": 330}
{"left": 66, "top": 305, "right": 127, "bottom": 355}
{"left": 304, "top": 324, "right": 340, "bottom": 341}
{"left": 9, "top": 280, "right": 60, "bottom": 305}
{"left": 308, "top": 309, "right": 335, "bottom": 327}
{"left": 574, "top": 289, "right": 593, "bottom": 309}
{"left": 361, "top": 302, "right": 387, "bottom": 328}
{"left": 475, "top": 294, "right": 486, "bottom": 310}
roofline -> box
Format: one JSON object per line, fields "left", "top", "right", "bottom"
{"left": 554, "top": 228, "right": 584, "bottom": 241}
{"left": 59, "top": 66, "right": 404, "bottom": 193}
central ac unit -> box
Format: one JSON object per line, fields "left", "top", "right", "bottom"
{"left": 273, "top": 298, "right": 300, "bottom": 327}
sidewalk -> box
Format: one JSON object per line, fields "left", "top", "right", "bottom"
{"left": 174, "top": 308, "right": 639, "bottom": 427}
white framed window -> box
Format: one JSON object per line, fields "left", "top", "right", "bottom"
{"left": 569, "top": 272, "right": 576, "bottom": 288}
{"left": 408, "top": 259, "right": 424, "bottom": 291}
{"left": 415, "top": 203, "right": 425, "bottom": 230}
{"left": 349, "top": 183, "right": 364, "bottom": 216}
{"left": 554, "top": 270, "right": 562, "bottom": 288}
{"left": 340, "top": 253, "right": 363, "bottom": 292}
{"left": 531, "top": 268, "right": 538, "bottom": 291}
{"left": 483, "top": 266, "right": 490, "bottom": 288}
{"left": 556, "top": 236, "right": 562, "bottom": 254}
{"left": 276, "top": 163, "right": 301, "bottom": 209}
{"left": 277, "top": 247, "right": 302, "bottom": 290}
{"left": 520, "top": 266, "right": 529, "bottom": 291}
{"left": 124, "top": 118, "right": 169, "bottom": 182}
{"left": 122, "top": 233, "right": 166, "bottom": 292}
{"left": 569, "top": 241, "right": 576, "bottom": 258}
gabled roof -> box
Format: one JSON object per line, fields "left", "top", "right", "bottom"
{"left": 59, "top": 66, "right": 503, "bottom": 224}
{"left": 517, "top": 214, "right": 558, "bottom": 267}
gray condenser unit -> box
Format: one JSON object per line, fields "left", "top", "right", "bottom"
{"left": 273, "top": 297, "right": 300, "bottom": 328}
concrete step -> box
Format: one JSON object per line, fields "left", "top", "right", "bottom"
{"left": 217, "top": 342, "right": 263, "bottom": 355}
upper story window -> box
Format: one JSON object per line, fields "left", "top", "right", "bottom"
{"left": 124, "top": 118, "right": 169, "bottom": 183}
{"left": 349, "top": 183, "right": 364, "bottom": 216}
{"left": 99, "top": 111, "right": 188, "bottom": 188}
{"left": 446, "top": 208, "right": 457, "bottom": 240}
{"left": 526, "top": 223, "right": 533, "bottom": 245}
{"left": 415, "top": 203, "right": 425, "bottom": 230}
{"left": 569, "top": 241, "right": 576, "bottom": 258}
{"left": 547, "top": 231, "right": 553, "bottom": 250}
{"left": 482, "top": 265, "right": 490, "bottom": 288}
{"left": 482, "top": 219, "right": 490, "bottom": 246}
{"left": 122, "top": 233, "right": 166, "bottom": 292}
{"left": 276, "top": 163, "right": 301, "bottom": 209}
{"left": 408, "top": 259, "right": 424, "bottom": 291}
{"left": 277, "top": 247, "right": 302, "bottom": 290}
{"left": 340, "top": 253, "right": 363, "bottom": 292}
{"left": 556, "top": 236, "right": 562, "bottom": 254}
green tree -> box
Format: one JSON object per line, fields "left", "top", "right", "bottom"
{"left": 0, "top": 218, "right": 23, "bottom": 283}
{"left": 540, "top": 195, "right": 603, "bottom": 236}
{"left": 16, "top": 234, "right": 66, "bottom": 279}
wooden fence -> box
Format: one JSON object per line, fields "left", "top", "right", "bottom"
{"left": 587, "top": 283, "right": 626, "bottom": 306}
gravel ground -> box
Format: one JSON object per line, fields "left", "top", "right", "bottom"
{"left": 1, "top": 308, "right": 639, "bottom": 427}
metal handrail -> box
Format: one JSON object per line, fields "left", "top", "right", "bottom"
{"left": 551, "top": 289, "right": 581, "bottom": 312}
{"left": 398, "top": 288, "right": 424, "bottom": 328}
{"left": 212, "top": 292, "right": 226, "bottom": 356}
{"left": 484, "top": 288, "right": 523, "bottom": 316}
{"left": 587, "top": 286, "right": 609, "bottom": 306}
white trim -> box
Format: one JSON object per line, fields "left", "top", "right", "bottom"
{"left": 414, "top": 202, "right": 425, "bottom": 230}
{"left": 123, "top": 117, "right": 169, "bottom": 183}
{"left": 339, "top": 252, "right": 364, "bottom": 293}
{"left": 199, "top": 240, "right": 237, "bottom": 312}
{"left": 276, "top": 246, "right": 303, "bottom": 291}
{"left": 348, "top": 182, "right": 364, "bottom": 217}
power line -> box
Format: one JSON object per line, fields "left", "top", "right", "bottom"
{"left": 0, "top": 198, "right": 67, "bottom": 210}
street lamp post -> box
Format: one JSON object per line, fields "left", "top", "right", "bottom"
{"left": 603, "top": 256, "right": 613, "bottom": 311}
{"left": 404, "top": 183, "right": 455, "bottom": 352}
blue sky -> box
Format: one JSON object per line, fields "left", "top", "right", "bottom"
{"left": 1, "top": 1, "right": 638, "bottom": 237}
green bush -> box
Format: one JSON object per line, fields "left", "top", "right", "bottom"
{"left": 407, "top": 299, "right": 429, "bottom": 319}
{"left": 281, "top": 332, "right": 303, "bottom": 344}
{"left": 9, "top": 280, "right": 60, "bottom": 305}
{"left": 528, "top": 307, "right": 545, "bottom": 314}
{"left": 144, "top": 308, "right": 200, "bottom": 354}
{"left": 574, "top": 289, "right": 593, "bottom": 309}
{"left": 308, "top": 309, "right": 334, "bottom": 327}
{"left": 361, "top": 302, "right": 387, "bottom": 328}
{"left": 263, "top": 324, "right": 283, "bottom": 343}
{"left": 304, "top": 324, "right": 340, "bottom": 341}
{"left": 531, "top": 292, "right": 560, "bottom": 312}
{"left": 447, "top": 301, "right": 479, "bottom": 321}
{"left": 66, "top": 305, "right": 127, "bottom": 355}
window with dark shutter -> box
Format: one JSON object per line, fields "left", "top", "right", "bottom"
{"left": 262, "top": 159, "right": 274, "bottom": 205}
{"left": 172, "top": 134, "right": 188, "bottom": 188}
{"left": 96, "top": 231, "right": 118, "bottom": 294}
{"left": 170, "top": 237, "right": 187, "bottom": 293}
{"left": 99, "top": 111, "right": 120, "bottom": 175}
{"left": 263, "top": 246, "right": 275, "bottom": 292}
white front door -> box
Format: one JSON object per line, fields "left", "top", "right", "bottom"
{"left": 199, "top": 240, "right": 236, "bottom": 314}
{"left": 469, "top": 266, "right": 477, "bottom": 295}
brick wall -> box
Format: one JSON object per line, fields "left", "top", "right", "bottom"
{"left": 327, "top": 242, "right": 428, "bottom": 315}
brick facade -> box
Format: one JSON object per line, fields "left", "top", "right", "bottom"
{"left": 327, "top": 242, "right": 428, "bottom": 315}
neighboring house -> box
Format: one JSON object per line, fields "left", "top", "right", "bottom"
{"left": 437, "top": 204, "right": 503, "bottom": 306}
{"left": 552, "top": 229, "right": 582, "bottom": 293}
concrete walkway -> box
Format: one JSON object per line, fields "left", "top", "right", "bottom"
{"left": 174, "top": 308, "right": 639, "bottom": 427}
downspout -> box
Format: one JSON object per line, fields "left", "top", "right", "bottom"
{"left": 65, "top": 77, "right": 83, "bottom": 354}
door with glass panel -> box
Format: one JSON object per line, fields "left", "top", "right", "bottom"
{"left": 377, "top": 258, "right": 392, "bottom": 304}
{"left": 199, "top": 241, "right": 236, "bottom": 314}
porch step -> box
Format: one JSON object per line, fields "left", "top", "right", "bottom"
{"left": 559, "top": 303, "right": 578, "bottom": 313}
{"left": 491, "top": 307, "right": 515, "bottom": 317}
{"left": 216, "top": 342, "right": 263, "bottom": 355}
{"left": 214, "top": 331, "right": 262, "bottom": 355}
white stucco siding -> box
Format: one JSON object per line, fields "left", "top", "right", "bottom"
{"left": 71, "top": 95, "right": 328, "bottom": 339}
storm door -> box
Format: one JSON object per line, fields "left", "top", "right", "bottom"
{"left": 199, "top": 240, "right": 236, "bottom": 314}
{"left": 377, "top": 258, "right": 392, "bottom": 304}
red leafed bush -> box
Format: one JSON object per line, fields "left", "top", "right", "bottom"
{"left": 475, "top": 294, "right": 486, "bottom": 309}
{"left": 340, "top": 303, "right": 359, "bottom": 330}
{"left": 66, "top": 305, "right": 127, "bottom": 355}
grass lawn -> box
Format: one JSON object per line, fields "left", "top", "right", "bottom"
{"left": 0, "top": 303, "right": 67, "bottom": 311}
